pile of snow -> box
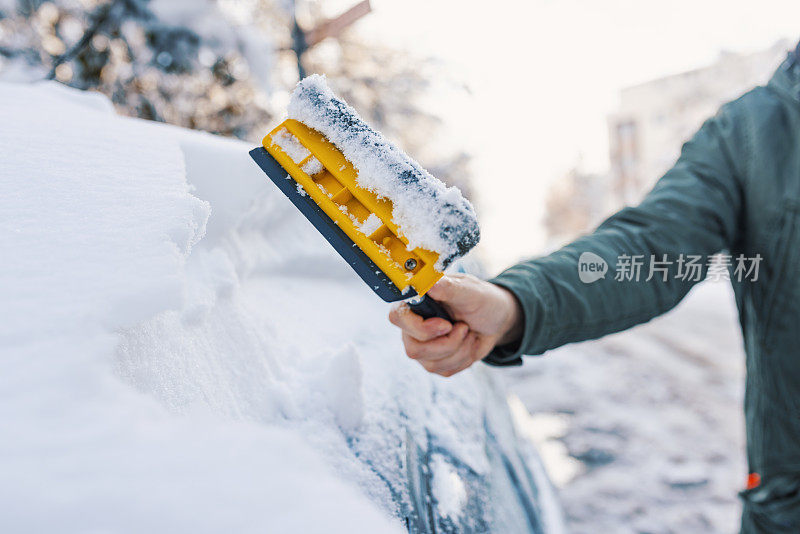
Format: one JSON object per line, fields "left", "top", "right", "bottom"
{"left": 287, "top": 74, "right": 480, "bottom": 269}
{"left": 0, "top": 81, "right": 399, "bottom": 533}
{"left": 1, "top": 81, "right": 560, "bottom": 533}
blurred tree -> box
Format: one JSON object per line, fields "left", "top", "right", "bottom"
{"left": 0, "top": 0, "right": 276, "bottom": 138}
{"left": 0, "top": 0, "right": 474, "bottom": 198}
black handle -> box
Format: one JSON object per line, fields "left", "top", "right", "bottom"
{"left": 408, "top": 294, "right": 453, "bottom": 322}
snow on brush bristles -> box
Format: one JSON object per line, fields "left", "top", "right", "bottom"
{"left": 287, "top": 74, "right": 480, "bottom": 270}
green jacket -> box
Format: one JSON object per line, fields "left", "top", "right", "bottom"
{"left": 488, "top": 52, "right": 800, "bottom": 532}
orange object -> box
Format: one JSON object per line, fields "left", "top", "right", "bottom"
{"left": 746, "top": 472, "right": 761, "bottom": 490}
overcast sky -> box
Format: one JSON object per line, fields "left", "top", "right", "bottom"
{"left": 323, "top": 0, "right": 800, "bottom": 272}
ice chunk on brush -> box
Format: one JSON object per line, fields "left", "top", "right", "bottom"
{"left": 287, "top": 74, "right": 480, "bottom": 269}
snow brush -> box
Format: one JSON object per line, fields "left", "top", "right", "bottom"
{"left": 248, "top": 75, "right": 480, "bottom": 320}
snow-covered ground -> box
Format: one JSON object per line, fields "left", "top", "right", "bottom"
{"left": 507, "top": 281, "right": 746, "bottom": 533}
{"left": 1, "top": 81, "right": 562, "bottom": 533}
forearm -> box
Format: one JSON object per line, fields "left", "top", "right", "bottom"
{"left": 487, "top": 222, "right": 703, "bottom": 363}
{"left": 484, "top": 100, "right": 746, "bottom": 365}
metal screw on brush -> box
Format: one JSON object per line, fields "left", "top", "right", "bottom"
{"left": 404, "top": 258, "right": 417, "bottom": 271}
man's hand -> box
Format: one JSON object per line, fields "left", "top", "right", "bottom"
{"left": 388, "top": 273, "right": 523, "bottom": 377}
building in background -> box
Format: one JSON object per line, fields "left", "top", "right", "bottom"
{"left": 544, "top": 164, "right": 611, "bottom": 247}
{"left": 608, "top": 40, "right": 790, "bottom": 205}
{"left": 544, "top": 40, "right": 790, "bottom": 245}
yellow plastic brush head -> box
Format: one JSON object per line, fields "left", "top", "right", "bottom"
{"left": 262, "top": 119, "right": 443, "bottom": 297}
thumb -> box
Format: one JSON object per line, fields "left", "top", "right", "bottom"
{"left": 427, "top": 275, "right": 474, "bottom": 308}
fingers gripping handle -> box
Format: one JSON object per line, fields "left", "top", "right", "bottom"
{"left": 407, "top": 294, "right": 453, "bottom": 322}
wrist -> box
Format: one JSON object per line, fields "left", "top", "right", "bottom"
{"left": 496, "top": 285, "right": 523, "bottom": 346}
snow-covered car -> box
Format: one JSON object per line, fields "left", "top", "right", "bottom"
{"left": 1, "top": 82, "right": 563, "bottom": 533}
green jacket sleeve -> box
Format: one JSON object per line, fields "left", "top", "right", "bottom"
{"left": 484, "top": 100, "right": 746, "bottom": 366}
